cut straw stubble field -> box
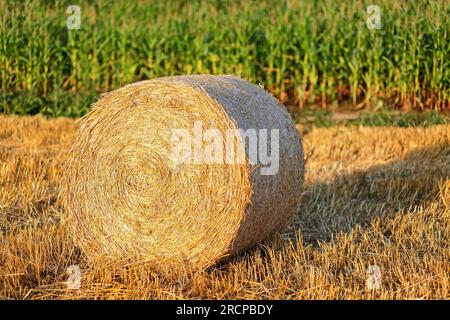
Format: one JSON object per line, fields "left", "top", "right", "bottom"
{"left": 0, "top": 115, "right": 449, "bottom": 299}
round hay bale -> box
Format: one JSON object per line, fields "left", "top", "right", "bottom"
{"left": 63, "top": 75, "right": 304, "bottom": 270}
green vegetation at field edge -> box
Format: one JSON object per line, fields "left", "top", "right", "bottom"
{"left": 292, "top": 108, "right": 448, "bottom": 129}
{"left": 1, "top": 0, "right": 450, "bottom": 117}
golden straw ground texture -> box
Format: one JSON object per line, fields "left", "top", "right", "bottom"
{"left": 0, "top": 116, "right": 448, "bottom": 299}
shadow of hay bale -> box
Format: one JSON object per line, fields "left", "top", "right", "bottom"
{"left": 295, "top": 143, "right": 450, "bottom": 245}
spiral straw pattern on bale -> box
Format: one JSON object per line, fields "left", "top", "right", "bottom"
{"left": 63, "top": 75, "right": 304, "bottom": 269}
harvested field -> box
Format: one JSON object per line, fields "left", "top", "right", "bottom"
{"left": 0, "top": 115, "right": 448, "bottom": 299}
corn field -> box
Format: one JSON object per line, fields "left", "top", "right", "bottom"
{"left": 1, "top": 0, "right": 450, "bottom": 116}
